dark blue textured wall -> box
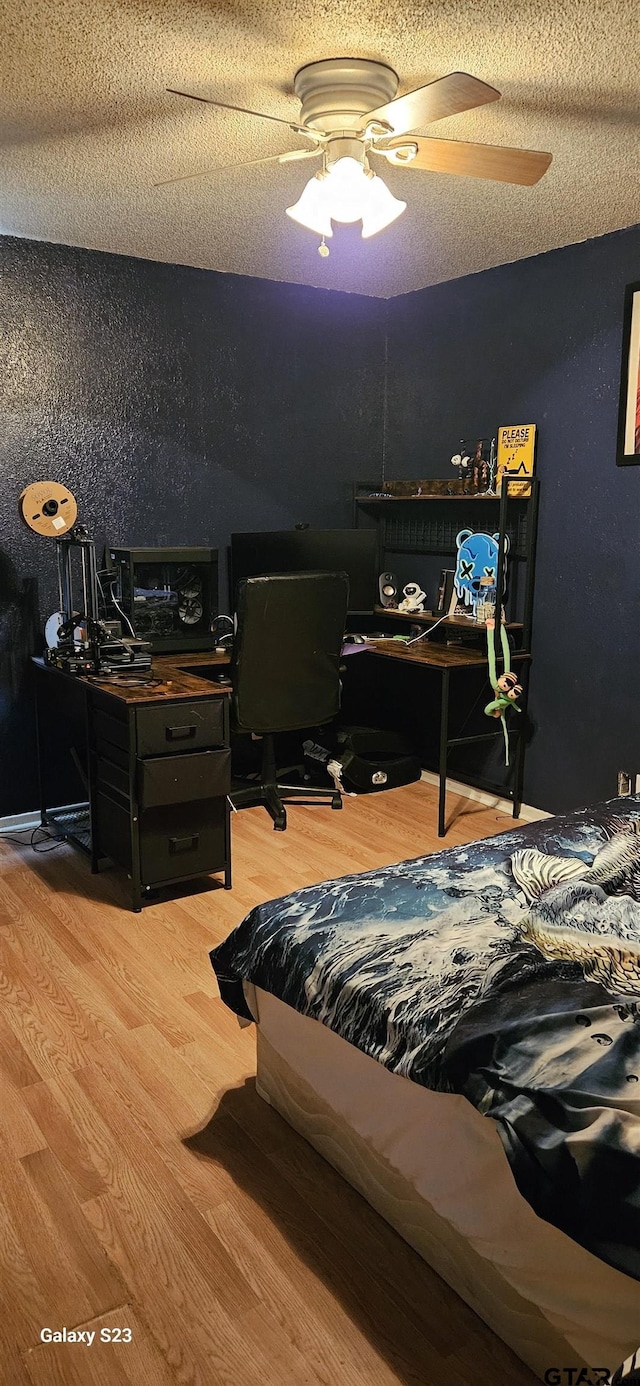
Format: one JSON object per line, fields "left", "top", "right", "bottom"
{"left": 2, "top": 224, "right": 639, "bottom": 818}
{"left": 385, "top": 223, "right": 640, "bottom": 813}
{"left": 0, "top": 236, "right": 386, "bottom": 816}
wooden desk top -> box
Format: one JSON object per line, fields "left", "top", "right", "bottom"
{"left": 35, "top": 636, "right": 530, "bottom": 702}
{"left": 34, "top": 650, "right": 232, "bottom": 707}
{"left": 367, "top": 640, "right": 531, "bottom": 670}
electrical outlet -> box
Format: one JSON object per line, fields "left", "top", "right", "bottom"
{"left": 618, "top": 771, "right": 633, "bottom": 796}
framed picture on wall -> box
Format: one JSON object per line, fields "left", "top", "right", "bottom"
{"left": 617, "top": 280, "right": 640, "bottom": 465}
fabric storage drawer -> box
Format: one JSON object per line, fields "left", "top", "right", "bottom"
{"left": 136, "top": 699, "right": 226, "bottom": 756}
{"left": 96, "top": 755, "right": 129, "bottom": 803}
{"left": 94, "top": 707, "right": 128, "bottom": 753}
{"left": 139, "top": 800, "right": 227, "bottom": 885}
{"left": 137, "top": 748, "right": 230, "bottom": 810}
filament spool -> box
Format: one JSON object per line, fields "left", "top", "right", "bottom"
{"left": 18, "top": 481, "right": 77, "bottom": 537}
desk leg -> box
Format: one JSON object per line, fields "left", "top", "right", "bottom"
{"left": 224, "top": 800, "right": 232, "bottom": 890}
{"left": 127, "top": 708, "right": 143, "bottom": 913}
{"left": 512, "top": 708, "right": 527, "bottom": 819}
{"left": 438, "top": 669, "right": 450, "bottom": 838}
{"left": 85, "top": 694, "right": 100, "bottom": 873}
{"left": 511, "top": 662, "right": 530, "bottom": 819}
{"left": 34, "top": 676, "right": 47, "bottom": 830}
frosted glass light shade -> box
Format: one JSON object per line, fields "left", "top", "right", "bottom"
{"left": 323, "top": 157, "right": 370, "bottom": 223}
{"left": 361, "top": 175, "right": 406, "bottom": 238}
{"left": 287, "top": 156, "right": 406, "bottom": 240}
{"left": 286, "top": 175, "right": 333, "bottom": 237}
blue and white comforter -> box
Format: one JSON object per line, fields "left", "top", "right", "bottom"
{"left": 211, "top": 799, "right": 640, "bottom": 1281}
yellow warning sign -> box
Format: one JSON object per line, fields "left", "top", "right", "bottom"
{"left": 497, "top": 424, "right": 536, "bottom": 496}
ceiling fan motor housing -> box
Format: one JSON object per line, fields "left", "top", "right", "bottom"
{"left": 293, "top": 58, "right": 399, "bottom": 133}
{"left": 324, "top": 135, "right": 367, "bottom": 170}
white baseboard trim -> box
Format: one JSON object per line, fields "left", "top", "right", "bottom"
{"left": 0, "top": 809, "right": 42, "bottom": 835}
{"left": 419, "top": 770, "right": 551, "bottom": 823}
{"left": 0, "top": 802, "right": 88, "bottom": 837}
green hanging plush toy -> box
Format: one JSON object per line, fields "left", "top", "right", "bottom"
{"left": 485, "top": 618, "right": 522, "bottom": 765}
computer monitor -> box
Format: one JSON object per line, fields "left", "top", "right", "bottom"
{"left": 230, "top": 529, "right": 379, "bottom": 615}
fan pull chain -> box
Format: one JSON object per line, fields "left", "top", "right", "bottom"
{"left": 318, "top": 237, "right": 330, "bottom": 258}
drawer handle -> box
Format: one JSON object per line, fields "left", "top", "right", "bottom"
{"left": 166, "top": 724, "right": 197, "bottom": 741}
{"left": 169, "top": 834, "right": 200, "bottom": 854}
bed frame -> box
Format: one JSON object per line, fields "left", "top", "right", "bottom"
{"left": 250, "top": 986, "right": 640, "bottom": 1383}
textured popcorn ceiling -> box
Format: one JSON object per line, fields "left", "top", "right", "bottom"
{"left": 1, "top": 0, "right": 639, "bottom": 297}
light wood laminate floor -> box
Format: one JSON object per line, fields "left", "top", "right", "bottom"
{"left": 0, "top": 781, "right": 538, "bottom": 1385}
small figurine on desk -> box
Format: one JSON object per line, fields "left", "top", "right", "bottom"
{"left": 471, "top": 439, "right": 492, "bottom": 493}
{"left": 450, "top": 442, "right": 472, "bottom": 490}
{"left": 487, "top": 436, "right": 498, "bottom": 493}
{"left": 398, "top": 581, "right": 426, "bottom": 613}
{"left": 451, "top": 438, "right": 491, "bottom": 493}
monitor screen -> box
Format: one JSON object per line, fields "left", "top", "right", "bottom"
{"left": 230, "top": 529, "right": 378, "bottom": 614}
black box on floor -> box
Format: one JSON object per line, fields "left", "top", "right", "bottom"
{"left": 304, "top": 726, "right": 421, "bottom": 794}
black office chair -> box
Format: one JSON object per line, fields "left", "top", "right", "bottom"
{"left": 230, "top": 571, "right": 349, "bottom": 830}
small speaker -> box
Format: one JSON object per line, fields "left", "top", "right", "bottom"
{"left": 378, "top": 572, "right": 399, "bottom": 608}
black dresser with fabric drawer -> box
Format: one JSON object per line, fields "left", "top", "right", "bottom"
{"left": 33, "top": 653, "right": 232, "bottom": 911}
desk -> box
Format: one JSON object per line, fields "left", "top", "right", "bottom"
{"left": 349, "top": 639, "right": 531, "bottom": 836}
{"left": 34, "top": 633, "right": 527, "bottom": 885}
{"left": 33, "top": 650, "right": 232, "bottom": 911}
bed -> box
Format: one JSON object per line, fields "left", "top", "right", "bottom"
{"left": 211, "top": 800, "right": 640, "bottom": 1381}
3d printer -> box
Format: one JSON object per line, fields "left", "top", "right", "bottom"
{"left": 18, "top": 481, "right": 152, "bottom": 676}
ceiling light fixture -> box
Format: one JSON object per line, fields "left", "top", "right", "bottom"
{"left": 286, "top": 146, "right": 406, "bottom": 251}
{"left": 165, "top": 57, "right": 553, "bottom": 260}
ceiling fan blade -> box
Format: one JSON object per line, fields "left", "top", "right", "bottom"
{"left": 378, "top": 136, "right": 552, "bottom": 185}
{"left": 364, "top": 72, "right": 500, "bottom": 137}
{"left": 154, "top": 147, "right": 319, "bottom": 189}
{"left": 167, "top": 88, "right": 311, "bottom": 137}
{"left": 278, "top": 149, "right": 322, "bottom": 164}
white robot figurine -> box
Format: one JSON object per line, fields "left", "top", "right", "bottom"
{"left": 398, "top": 581, "right": 426, "bottom": 613}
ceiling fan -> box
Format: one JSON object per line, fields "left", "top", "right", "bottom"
{"left": 161, "top": 58, "right": 552, "bottom": 253}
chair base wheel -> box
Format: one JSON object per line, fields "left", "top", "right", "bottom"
{"left": 232, "top": 732, "right": 343, "bottom": 832}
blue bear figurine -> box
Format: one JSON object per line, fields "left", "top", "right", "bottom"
{"left": 453, "top": 529, "right": 509, "bottom": 619}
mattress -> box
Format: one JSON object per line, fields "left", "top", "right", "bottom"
{"left": 249, "top": 983, "right": 640, "bottom": 1382}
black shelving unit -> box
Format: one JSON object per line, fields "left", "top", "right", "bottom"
{"left": 351, "top": 479, "right": 540, "bottom": 826}
{"left": 354, "top": 480, "right": 539, "bottom": 651}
